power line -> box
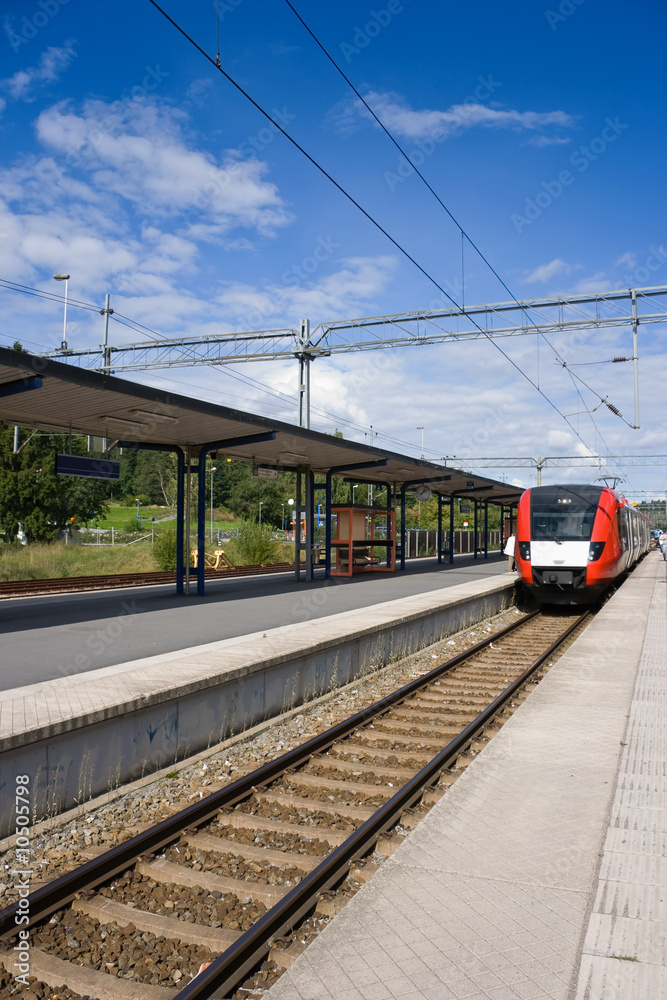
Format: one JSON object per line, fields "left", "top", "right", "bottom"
{"left": 0, "top": 277, "right": 100, "bottom": 313}
{"left": 280, "top": 1, "right": 631, "bottom": 463}
{"left": 145, "top": 1, "right": 606, "bottom": 461}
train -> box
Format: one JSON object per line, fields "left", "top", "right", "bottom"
{"left": 514, "top": 484, "right": 651, "bottom": 605}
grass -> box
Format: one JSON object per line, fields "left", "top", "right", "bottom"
{"left": 0, "top": 542, "right": 159, "bottom": 581}
{"left": 94, "top": 503, "right": 238, "bottom": 533}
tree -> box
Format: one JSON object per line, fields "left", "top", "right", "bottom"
{"left": 0, "top": 423, "right": 110, "bottom": 542}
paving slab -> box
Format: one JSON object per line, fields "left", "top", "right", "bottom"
{"left": 266, "top": 554, "right": 663, "bottom": 1000}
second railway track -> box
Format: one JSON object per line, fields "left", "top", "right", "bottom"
{"left": 0, "top": 608, "right": 591, "bottom": 1000}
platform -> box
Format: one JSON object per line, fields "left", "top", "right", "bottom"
{"left": 0, "top": 554, "right": 508, "bottom": 691}
{"left": 0, "top": 567, "right": 515, "bottom": 836}
{"left": 265, "top": 552, "right": 665, "bottom": 1000}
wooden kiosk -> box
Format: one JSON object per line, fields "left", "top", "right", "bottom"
{"left": 330, "top": 505, "right": 395, "bottom": 576}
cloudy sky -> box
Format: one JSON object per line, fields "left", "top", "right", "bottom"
{"left": 1, "top": 0, "right": 666, "bottom": 498}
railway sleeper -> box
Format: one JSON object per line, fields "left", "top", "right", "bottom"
{"left": 214, "top": 810, "right": 349, "bottom": 848}
{"left": 0, "top": 946, "right": 178, "bottom": 999}
{"left": 135, "top": 859, "right": 285, "bottom": 908}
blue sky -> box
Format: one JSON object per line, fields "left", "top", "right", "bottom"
{"left": 1, "top": 0, "right": 666, "bottom": 499}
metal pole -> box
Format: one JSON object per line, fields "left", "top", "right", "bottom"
{"left": 13, "top": 426, "right": 19, "bottom": 454}
{"left": 305, "top": 357, "right": 311, "bottom": 430}
{"left": 500, "top": 504, "right": 505, "bottom": 552}
{"left": 449, "top": 495, "right": 455, "bottom": 564}
{"left": 102, "top": 293, "right": 111, "bottom": 372}
{"left": 298, "top": 356, "right": 305, "bottom": 428}
{"left": 484, "top": 501, "right": 488, "bottom": 559}
{"left": 210, "top": 469, "right": 214, "bottom": 542}
{"left": 62, "top": 277, "right": 68, "bottom": 349}
{"left": 632, "top": 289, "right": 640, "bottom": 428}
{"left": 536, "top": 457, "right": 543, "bottom": 487}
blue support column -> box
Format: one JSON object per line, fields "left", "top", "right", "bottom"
{"left": 295, "top": 468, "right": 302, "bottom": 582}
{"left": 197, "top": 449, "right": 207, "bottom": 596}
{"left": 325, "top": 471, "right": 332, "bottom": 579}
{"left": 484, "top": 501, "right": 489, "bottom": 559}
{"left": 449, "top": 494, "right": 455, "bottom": 564}
{"left": 474, "top": 500, "right": 479, "bottom": 559}
{"left": 500, "top": 504, "right": 505, "bottom": 551}
{"left": 400, "top": 484, "right": 407, "bottom": 570}
{"left": 305, "top": 469, "right": 314, "bottom": 581}
{"left": 509, "top": 505, "right": 515, "bottom": 536}
{"left": 437, "top": 494, "right": 443, "bottom": 564}
{"left": 176, "top": 449, "right": 185, "bottom": 594}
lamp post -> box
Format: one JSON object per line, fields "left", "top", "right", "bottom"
{"left": 416, "top": 425, "right": 424, "bottom": 459}
{"left": 258, "top": 501, "right": 263, "bottom": 526}
{"left": 281, "top": 503, "right": 285, "bottom": 530}
{"left": 53, "top": 274, "right": 70, "bottom": 351}
{"left": 135, "top": 498, "right": 141, "bottom": 522}
{"left": 210, "top": 466, "right": 217, "bottom": 541}
{"left": 352, "top": 484, "right": 358, "bottom": 505}
{"left": 288, "top": 497, "right": 294, "bottom": 536}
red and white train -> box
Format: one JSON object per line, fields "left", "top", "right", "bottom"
{"left": 514, "top": 484, "right": 651, "bottom": 605}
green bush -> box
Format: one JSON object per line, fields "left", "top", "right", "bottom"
{"left": 226, "top": 521, "right": 280, "bottom": 565}
{"left": 154, "top": 525, "right": 178, "bottom": 570}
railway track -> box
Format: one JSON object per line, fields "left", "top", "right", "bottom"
{"left": 0, "top": 608, "right": 590, "bottom": 1000}
{"left": 0, "top": 563, "right": 296, "bottom": 599}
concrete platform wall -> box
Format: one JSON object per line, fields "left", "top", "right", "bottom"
{"left": 0, "top": 577, "right": 515, "bottom": 835}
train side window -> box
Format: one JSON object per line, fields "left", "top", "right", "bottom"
{"left": 617, "top": 510, "right": 629, "bottom": 550}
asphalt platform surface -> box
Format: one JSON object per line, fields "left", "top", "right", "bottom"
{"left": 0, "top": 554, "right": 508, "bottom": 690}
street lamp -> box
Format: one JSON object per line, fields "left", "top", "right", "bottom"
{"left": 53, "top": 274, "right": 70, "bottom": 351}
{"left": 258, "top": 501, "right": 263, "bottom": 526}
{"left": 288, "top": 497, "right": 294, "bottom": 535}
{"left": 352, "top": 484, "right": 359, "bottom": 504}
{"left": 416, "top": 426, "right": 424, "bottom": 459}
{"left": 135, "top": 498, "right": 141, "bottom": 521}
{"left": 281, "top": 503, "right": 285, "bottom": 530}
{"left": 209, "top": 466, "right": 217, "bottom": 541}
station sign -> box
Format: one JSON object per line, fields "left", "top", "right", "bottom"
{"left": 253, "top": 465, "right": 278, "bottom": 479}
{"left": 55, "top": 454, "right": 120, "bottom": 481}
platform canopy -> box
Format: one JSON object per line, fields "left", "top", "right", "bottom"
{"left": 0, "top": 347, "right": 522, "bottom": 504}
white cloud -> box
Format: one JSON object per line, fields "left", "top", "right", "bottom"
{"left": 215, "top": 256, "right": 397, "bottom": 329}
{"left": 527, "top": 135, "right": 572, "bottom": 147}
{"left": 522, "top": 259, "right": 573, "bottom": 284}
{"left": 330, "top": 90, "right": 577, "bottom": 143}
{"left": 0, "top": 97, "right": 5, "bottom": 116}
{"left": 615, "top": 252, "right": 637, "bottom": 270}
{"left": 569, "top": 272, "right": 610, "bottom": 294}
{"left": 2, "top": 42, "right": 76, "bottom": 102}
{"left": 34, "top": 99, "right": 292, "bottom": 235}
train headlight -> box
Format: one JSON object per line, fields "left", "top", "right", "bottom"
{"left": 588, "top": 541, "right": 605, "bottom": 561}
{"left": 518, "top": 541, "right": 531, "bottom": 561}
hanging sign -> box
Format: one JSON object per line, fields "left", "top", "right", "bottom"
{"left": 55, "top": 454, "right": 120, "bottom": 480}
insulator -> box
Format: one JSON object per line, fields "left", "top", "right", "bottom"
{"left": 611, "top": 356, "right": 629, "bottom": 363}
{"left": 605, "top": 401, "right": 622, "bottom": 416}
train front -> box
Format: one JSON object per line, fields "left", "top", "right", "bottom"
{"left": 515, "top": 484, "right": 616, "bottom": 605}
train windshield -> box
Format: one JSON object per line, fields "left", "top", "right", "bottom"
{"left": 530, "top": 486, "right": 602, "bottom": 542}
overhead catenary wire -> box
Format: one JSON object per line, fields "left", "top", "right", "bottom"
{"left": 280, "top": 0, "right": 632, "bottom": 472}
{"left": 145, "top": 0, "right": 608, "bottom": 464}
